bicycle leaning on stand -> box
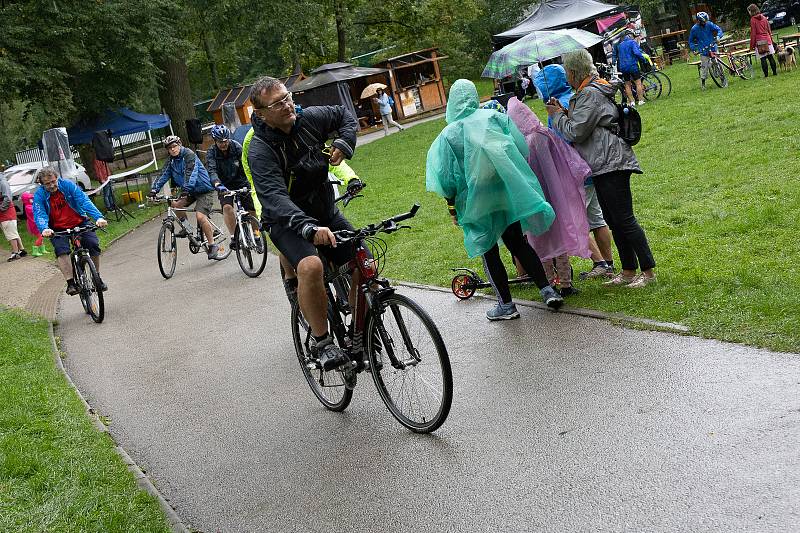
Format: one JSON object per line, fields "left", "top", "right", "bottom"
{"left": 290, "top": 185, "right": 453, "bottom": 433}
{"left": 150, "top": 195, "right": 231, "bottom": 279}
{"left": 53, "top": 223, "right": 106, "bottom": 323}
{"left": 222, "top": 187, "right": 269, "bottom": 278}
{"left": 596, "top": 62, "right": 664, "bottom": 102}
{"left": 697, "top": 44, "right": 755, "bottom": 88}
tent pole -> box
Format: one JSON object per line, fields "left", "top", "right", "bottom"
{"left": 169, "top": 122, "right": 175, "bottom": 136}
{"left": 118, "top": 138, "right": 128, "bottom": 168}
{"left": 148, "top": 130, "right": 158, "bottom": 170}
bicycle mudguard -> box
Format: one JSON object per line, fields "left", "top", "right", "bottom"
{"left": 450, "top": 267, "right": 483, "bottom": 283}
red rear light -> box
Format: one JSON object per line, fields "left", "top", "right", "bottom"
{"left": 356, "top": 248, "right": 377, "bottom": 278}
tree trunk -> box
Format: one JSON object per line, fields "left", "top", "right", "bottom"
{"left": 334, "top": 0, "right": 346, "bottom": 62}
{"left": 676, "top": 0, "right": 692, "bottom": 32}
{"left": 201, "top": 32, "right": 220, "bottom": 90}
{"left": 78, "top": 144, "right": 97, "bottom": 182}
{"left": 157, "top": 55, "right": 196, "bottom": 144}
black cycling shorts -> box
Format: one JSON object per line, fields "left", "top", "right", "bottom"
{"left": 267, "top": 210, "right": 355, "bottom": 270}
{"left": 621, "top": 70, "right": 642, "bottom": 82}
{"left": 219, "top": 191, "right": 256, "bottom": 212}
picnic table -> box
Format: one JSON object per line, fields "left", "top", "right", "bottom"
{"left": 651, "top": 30, "right": 688, "bottom": 65}
{"left": 780, "top": 33, "right": 800, "bottom": 49}
{"left": 720, "top": 39, "right": 749, "bottom": 52}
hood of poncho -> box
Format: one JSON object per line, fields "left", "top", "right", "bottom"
{"left": 506, "top": 97, "right": 541, "bottom": 137}
{"left": 534, "top": 65, "right": 573, "bottom": 104}
{"left": 445, "top": 79, "right": 479, "bottom": 123}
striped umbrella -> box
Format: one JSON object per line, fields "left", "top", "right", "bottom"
{"left": 482, "top": 28, "right": 603, "bottom": 79}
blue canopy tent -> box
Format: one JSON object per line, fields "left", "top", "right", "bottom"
{"left": 67, "top": 107, "right": 172, "bottom": 173}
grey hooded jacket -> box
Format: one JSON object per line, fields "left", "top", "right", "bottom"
{"left": 552, "top": 78, "right": 641, "bottom": 177}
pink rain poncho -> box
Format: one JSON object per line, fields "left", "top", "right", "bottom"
{"left": 506, "top": 97, "right": 591, "bottom": 261}
{"left": 426, "top": 80, "right": 554, "bottom": 258}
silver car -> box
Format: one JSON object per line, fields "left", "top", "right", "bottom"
{"left": 5, "top": 161, "right": 93, "bottom": 218}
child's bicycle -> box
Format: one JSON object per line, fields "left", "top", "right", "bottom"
{"left": 221, "top": 187, "right": 269, "bottom": 278}
{"left": 291, "top": 186, "right": 453, "bottom": 433}
{"left": 52, "top": 223, "right": 106, "bottom": 323}
{"left": 149, "top": 195, "right": 231, "bottom": 279}
{"left": 450, "top": 268, "right": 535, "bottom": 300}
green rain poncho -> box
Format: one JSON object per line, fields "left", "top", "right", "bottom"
{"left": 426, "top": 80, "right": 554, "bottom": 258}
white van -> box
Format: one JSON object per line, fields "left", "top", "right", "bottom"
{"left": 4, "top": 161, "right": 93, "bottom": 218}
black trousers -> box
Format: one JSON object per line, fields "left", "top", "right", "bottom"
{"left": 482, "top": 221, "right": 549, "bottom": 304}
{"left": 761, "top": 54, "right": 777, "bottom": 77}
{"left": 592, "top": 170, "right": 656, "bottom": 272}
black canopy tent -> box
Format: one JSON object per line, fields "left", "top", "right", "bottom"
{"left": 290, "top": 62, "right": 388, "bottom": 126}
{"left": 493, "top": 0, "right": 628, "bottom": 46}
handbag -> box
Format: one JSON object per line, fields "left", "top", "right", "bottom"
{"left": 756, "top": 40, "right": 771, "bottom": 54}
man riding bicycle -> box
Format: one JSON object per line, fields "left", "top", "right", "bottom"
{"left": 689, "top": 11, "right": 724, "bottom": 90}
{"left": 206, "top": 125, "right": 256, "bottom": 249}
{"left": 247, "top": 76, "right": 360, "bottom": 371}
{"left": 148, "top": 135, "right": 220, "bottom": 259}
{"left": 32, "top": 166, "right": 109, "bottom": 295}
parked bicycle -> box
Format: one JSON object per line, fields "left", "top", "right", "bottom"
{"left": 697, "top": 44, "right": 755, "bottom": 88}
{"left": 53, "top": 223, "right": 106, "bottom": 323}
{"left": 596, "top": 62, "right": 663, "bottom": 103}
{"left": 150, "top": 195, "right": 231, "bottom": 279}
{"left": 222, "top": 187, "right": 269, "bottom": 278}
{"left": 290, "top": 186, "right": 453, "bottom": 433}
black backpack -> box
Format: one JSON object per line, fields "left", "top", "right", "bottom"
{"left": 612, "top": 102, "right": 642, "bottom": 146}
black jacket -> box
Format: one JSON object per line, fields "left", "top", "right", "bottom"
{"left": 206, "top": 140, "right": 249, "bottom": 190}
{"left": 247, "top": 106, "right": 357, "bottom": 238}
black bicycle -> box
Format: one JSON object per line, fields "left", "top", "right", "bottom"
{"left": 52, "top": 223, "right": 105, "bottom": 323}
{"left": 291, "top": 186, "right": 453, "bottom": 433}
{"left": 223, "top": 187, "right": 268, "bottom": 277}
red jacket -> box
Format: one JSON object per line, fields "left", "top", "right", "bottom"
{"left": 750, "top": 14, "right": 773, "bottom": 50}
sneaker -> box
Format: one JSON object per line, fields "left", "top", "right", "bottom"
{"left": 18, "top": 249, "right": 27, "bottom": 257}
{"left": 65, "top": 279, "right": 79, "bottom": 295}
{"left": 540, "top": 286, "right": 564, "bottom": 310}
{"left": 313, "top": 336, "right": 349, "bottom": 371}
{"left": 559, "top": 286, "right": 581, "bottom": 297}
{"left": 603, "top": 273, "right": 636, "bottom": 286}
{"left": 580, "top": 264, "right": 614, "bottom": 280}
{"left": 7, "top": 253, "right": 20, "bottom": 262}
{"left": 486, "top": 302, "right": 520, "bottom": 321}
{"left": 626, "top": 273, "right": 656, "bottom": 288}
{"left": 207, "top": 244, "right": 220, "bottom": 259}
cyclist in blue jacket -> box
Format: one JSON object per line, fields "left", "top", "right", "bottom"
{"left": 688, "top": 11, "right": 724, "bottom": 90}
{"left": 614, "top": 30, "right": 647, "bottom": 106}
{"left": 148, "top": 135, "right": 220, "bottom": 259}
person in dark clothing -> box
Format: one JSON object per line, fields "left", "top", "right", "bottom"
{"left": 247, "top": 76, "right": 361, "bottom": 372}
{"left": 207, "top": 124, "right": 254, "bottom": 243}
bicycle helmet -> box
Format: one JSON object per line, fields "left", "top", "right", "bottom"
{"left": 164, "top": 135, "right": 181, "bottom": 148}
{"left": 696, "top": 11, "right": 709, "bottom": 22}
{"left": 210, "top": 124, "right": 231, "bottom": 141}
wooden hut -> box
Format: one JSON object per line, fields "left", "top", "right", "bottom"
{"left": 372, "top": 48, "right": 448, "bottom": 120}
{"left": 206, "top": 73, "right": 305, "bottom": 125}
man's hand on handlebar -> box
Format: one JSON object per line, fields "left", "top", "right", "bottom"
{"left": 312, "top": 227, "right": 337, "bottom": 248}
{"left": 346, "top": 178, "right": 364, "bottom": 194}
{"left": 42, "top": 228, "right": 54, "bottom": 238}
{"left": 96, "top": 218, "right": 108, "bottom": 229}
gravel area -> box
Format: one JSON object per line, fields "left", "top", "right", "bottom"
{"left": 0, "top": 255, "right": 60, "bottom": 310}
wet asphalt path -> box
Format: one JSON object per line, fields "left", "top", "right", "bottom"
{"left": 57, "top": 217, "right": 800, "bottom": 533}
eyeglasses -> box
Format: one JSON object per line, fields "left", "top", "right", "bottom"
{"left": 261, "top": 92, "right": 293, "bottom": 110}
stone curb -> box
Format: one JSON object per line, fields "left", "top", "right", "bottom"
{"left": 48, "top": 323, "right": 190, "bottom": 533}
{"left": 393, "top": 280, "right": 691, "bottom": 334}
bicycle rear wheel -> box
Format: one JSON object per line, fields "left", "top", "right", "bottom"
{"left": 710, "top": 59, "right": 728, "bottom": 87}
{"left": 640, "top": 72, "right": 662, "bottom": 100}
{"left": 235, "top": 215, "right": 268, "bottom": 277}
{"left": 291, "top": 302, "right": 353, "bottom": 411}
{"left": 79, "top": 256, "right": 104, "bottom": 323}
{"left": 733, "top": 55, "right": 754, "bottom": 79}
{"left": 653, "top": 71, "right": 672, "bottom": 96}
{"left": 157, "top": 223, "right": 177, "bottom": 279}
{"left": 367, "top": 293, "right": 452, "bottom": 433}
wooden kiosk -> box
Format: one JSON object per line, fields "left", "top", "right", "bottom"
{"left": 373, "top": 48, "right": 448, "bottom": 120}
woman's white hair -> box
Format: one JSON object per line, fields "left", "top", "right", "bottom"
{"left": 562, "top": 50, "right": 596, "bottom": 83}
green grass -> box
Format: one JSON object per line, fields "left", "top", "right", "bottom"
{"left": 0, "top": 309, "right": 170, "bottom": 532}
{"left": 347, "top": 57, "right": 800, "bottom": 353}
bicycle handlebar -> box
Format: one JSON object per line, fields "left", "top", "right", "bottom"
{"left": 334, "top": 181, "right": 367, "bottom": 207}
{"left": 222, "top": 187, "right": 251, "bottom": 197}
{"left": 332, "top": 203, "right": 420, "bottom": 244}
{"left": 51, "top": 223, "right": 100, "bottom": 237}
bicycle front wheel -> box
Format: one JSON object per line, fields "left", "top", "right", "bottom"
{"left": 641, "top": 72, "right": 662, "bottom": 100}
{"left": 653, "top": 71, "right": 672, "bottom": 96}
{"left": 235, "top": 215, "right": 268, "bottom": 278}
{"left": 733, "top": 55, "right": 754, "bottom": 79}
{"left": 157, "top": 223, "right": 177, "bottom": 279}
{"left": 367, "top": 293, "right": 452, "bottom": 433}
{"left": 291, "top": 302, "right": 353, "bottom": 411}
{"left": 79, "top": 256, "right": 104, "bottom": 323}
{"left": 710, "top": 59, "right": 728, "bottom": 87}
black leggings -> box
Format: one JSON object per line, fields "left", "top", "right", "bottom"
{"left": 761, "top": 54, "right": 777, "bottom": 77}
{"left": 482, "top": 221, "right": 549, "bottom": 304}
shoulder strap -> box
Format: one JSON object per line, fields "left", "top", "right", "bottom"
{"left": 251, "top": 134, "right": 288, "bottom": 176}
